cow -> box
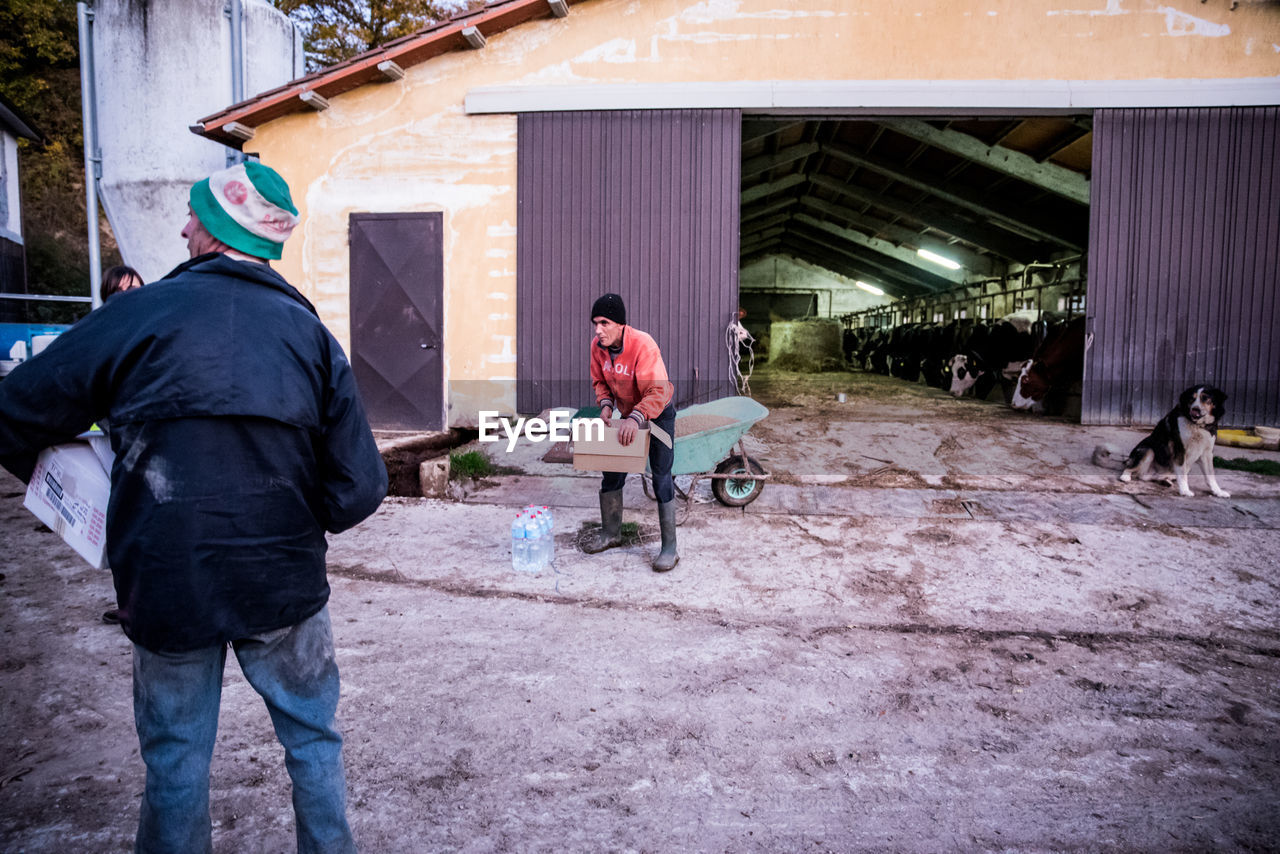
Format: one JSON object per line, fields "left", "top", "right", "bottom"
{"left": 1011, "top": 316, "right": 1087, "bottom": 412}
{"left": 999, "top": 308, "right": 1052, "bottom": 334}
{"left": 947, "top": 320, "right": 993, "bottom": 397}
{"left": 887, "top": 323, "right": 921, "bottom": 379}
{"left": 948, "top": 317, "right": 1037, "bottom": 400}
{"left": 842, "top": 327, "right": 868, "bottom": 364}
{"left": 861, "top": 327, "right": 893, "bottom": 374}
{"left": 920, "top": 319, "right": 973, "bottom": 389}
{"left": 845, "top": 326, "right": 881, "bottom": 367}
{"left": 862, "top": 328, "right": 885, "bottom": 370}
{"left": 890, "top": 322, "right": 942, "bottom": 383}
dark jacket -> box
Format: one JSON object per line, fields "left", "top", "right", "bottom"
{"left": 0, "top": 254, "right": 388, "bottom": 651}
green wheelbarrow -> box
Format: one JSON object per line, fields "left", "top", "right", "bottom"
{"left": 640, "top": 396, "right": 770, "bottom": 522}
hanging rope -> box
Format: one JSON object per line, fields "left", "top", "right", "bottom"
{"left": 726, "top": 313, "right": 755, "bottom": 396}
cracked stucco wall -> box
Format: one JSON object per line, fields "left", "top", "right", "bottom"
{"left": 246, "top": 0, "right": 1280, "bottom": 426}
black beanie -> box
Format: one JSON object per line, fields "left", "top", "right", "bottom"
{"left": 590, "top": 293, "right": 626, "bottom": 325}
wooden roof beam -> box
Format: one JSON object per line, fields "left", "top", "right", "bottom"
{"left": 797, "top": 195, "right": 1001, "bottom": 277}
{"left": 789, "top": 225, "right": 954, "bottom": 293}
{"left": 774, "top": 248, "right": 876, "bottom": 292}
{"left": 794, "top": 213, "right": 967, "bottom": 285}
{"left": 742, "top": 120, "right": 806, "bottom": 146}
{"left": 741, "top": 226, "right": 786, "bottom": 252}
{"left": 822, "top": 142, "right": 1086, "bottom": 251}
{"left": 741, "top": 197, "right": 799, "bottom": 225}
{"left": 1035, "top": 124, "right": 1092, "bottom": 163}
{"left": 299, "top": 90, "right": 330, "bottom": 111}
{"left": 879, "top": 118, "right": 1090, "bottom": 205}
{"left": 376, "top": 60, "right": 406, "bottom": 81}
{"left": 741, "top": 213, "right": 794, "bottom": 241}
{"left": 742, "top": 142, "right": 820, "bottom": 180}
{"left": 807, "top": 173, "right": 1043, "bottom": 262}
{"left": 780, "top": 235, "right": 921, "bottom": 298}
{"left": 740, "top": 173, "right": 805, "bottom": 206}
{"left": 787, "top": 228, "right": 948, "bottom": 295}
{"left": 741, "top": 238, "right": 784, "bottom": 262}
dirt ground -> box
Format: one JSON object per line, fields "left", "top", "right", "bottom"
{"left": 2, "top": 368, "right": 1278, "bottom": 853}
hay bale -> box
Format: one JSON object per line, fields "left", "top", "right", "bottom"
{"left": 767, "top": 318, "right": 843, "bottom": 372}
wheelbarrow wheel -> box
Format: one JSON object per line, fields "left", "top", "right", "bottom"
{"left": 712, "top": 455, "right": 765, "bottom": 507}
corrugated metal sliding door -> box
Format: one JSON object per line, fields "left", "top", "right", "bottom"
{"left": 517, "top": 109, "right": 741, "bottom": 415}
{"left": 349, "top": 212, "right": 445, "bottom": 431}
{"left": 1085, "top": 107, "right": 1279, "bottom": 427}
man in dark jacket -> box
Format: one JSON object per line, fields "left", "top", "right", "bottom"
{"left": 0, "top": 161, "right": 387, "bottom": 854}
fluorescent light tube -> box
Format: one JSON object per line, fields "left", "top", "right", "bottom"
{"left": 918, "top": 248, "right": 961, "bottom": 270}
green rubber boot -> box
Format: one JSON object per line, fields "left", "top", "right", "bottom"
{"left": 652, "top": 500, "right": 679, "bottom": 572}
{"left": 582, "top": 489, "right": 624, "bottom": 554}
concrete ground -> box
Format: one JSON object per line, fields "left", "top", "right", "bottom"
{"left": 1, "top": 368, "right": 1278, "bottom": 852}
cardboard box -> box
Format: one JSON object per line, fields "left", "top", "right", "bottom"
{"left": 573, "top": 425, "right": 650, "bottom": 473}
{"left": 84, "top": 431, "right": 114, "bottom": 473}
{"left": 24, "top": 442, "right": 111, "bottom": 569}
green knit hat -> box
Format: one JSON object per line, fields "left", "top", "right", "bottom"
{"left": 189, "top": 161, "right": 299, "bottom": 260}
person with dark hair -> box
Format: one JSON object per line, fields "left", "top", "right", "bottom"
{"left": 96, "top": 264, "right": 145, "bottom": 626}
{"left": 582, "top": 292, "right": 680, "bottom": 572}
{"left": 100, "top": 265, "right": 144, "bottom": 301}
{"left": 0, "top": 160, "right": 386, "bottom": 853}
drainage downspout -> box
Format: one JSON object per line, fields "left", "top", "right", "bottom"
{"left": 77, "top": 2, "right": 102, "bottom": 309}
{"left": 225, "top": 0, "right": 245, "bottom": 167}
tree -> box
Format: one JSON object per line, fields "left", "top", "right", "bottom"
{"left": 273, "top": 0, "right": 481, "bottom": 71}
{"left": 0, "top": 0, "right": 481, "bottom": 321}
{"left": 0, "top": 0, "right": 113, "bottom": 322}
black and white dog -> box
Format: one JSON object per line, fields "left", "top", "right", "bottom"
{"left": 1119, "top": 385, "right": 1230, "bottom": 498}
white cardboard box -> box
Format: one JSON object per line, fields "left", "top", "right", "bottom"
{"left": 24, "top": 442, "right": 111, "bottom": 569}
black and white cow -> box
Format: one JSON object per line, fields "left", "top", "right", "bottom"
{"left": 947, "top": 316, "right": 1038, "bottom": 399}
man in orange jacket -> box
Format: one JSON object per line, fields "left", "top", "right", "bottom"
{"left": 582, "top": 293, "right": 679, "bottom": 571}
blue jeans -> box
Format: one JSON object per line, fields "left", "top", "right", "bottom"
{"left": 602, "top": 402, "right": 677, "bottom": 502}
{"left": 132, "top": 607, "right": 355, "bottom": 854}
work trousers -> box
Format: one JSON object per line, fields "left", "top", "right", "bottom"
{"left": 602, "top": 402, "right": 677, "bottom": 502}
{"left": 132, "top": 606, "right": 356, "bottom": 854}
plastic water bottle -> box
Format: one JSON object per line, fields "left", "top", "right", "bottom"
{"left": 539, "top": 506, "right": 555, "bottom": 566}
{"left": 533, "top": 511, "right": 550, "bottom": 571}
{"left": 521, "top": 505, "right": 546, "bottom": 570}
{"left": 510, "top": 512, "right": 530, "bottom": 572}
{"left": 516, "top": 504, "right": 556, "bottom": 572}
{"left": 524, "top": 512, "right": 544, "bottom": 572}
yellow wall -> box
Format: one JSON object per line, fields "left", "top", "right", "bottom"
{"left": 247, "top": 0, "right": 1280, "bottom": 426}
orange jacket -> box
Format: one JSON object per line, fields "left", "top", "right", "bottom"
{"left": 589, "top": 326, "right": 674, "bottom": 423}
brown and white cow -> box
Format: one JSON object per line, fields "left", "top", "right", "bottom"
{"left": 1010, "top": 316, "right": 1087, "bottom": 411}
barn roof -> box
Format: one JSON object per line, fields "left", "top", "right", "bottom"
{"left": 191, "top": 0, "right": 584, "bottom": 150}
{"left": 190, "top": 0, "right": 1097, "bottom": 295}
{"left": 738, "top": 115, "right": 1093, "bottom": 296}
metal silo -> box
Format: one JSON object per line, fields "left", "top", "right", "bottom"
{"left": 85, "top": 0, "right": 303, "bottom": 283}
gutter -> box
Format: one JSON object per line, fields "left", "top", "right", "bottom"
{"left": 77, "top": 2, "right": 103, "bottom": 308}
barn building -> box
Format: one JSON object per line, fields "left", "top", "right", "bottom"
{"left": 191, "top": 0, "right": 1280, "bottom": 431}
{"left": 0, "top": 94, "right": 42, "bottom": 313}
